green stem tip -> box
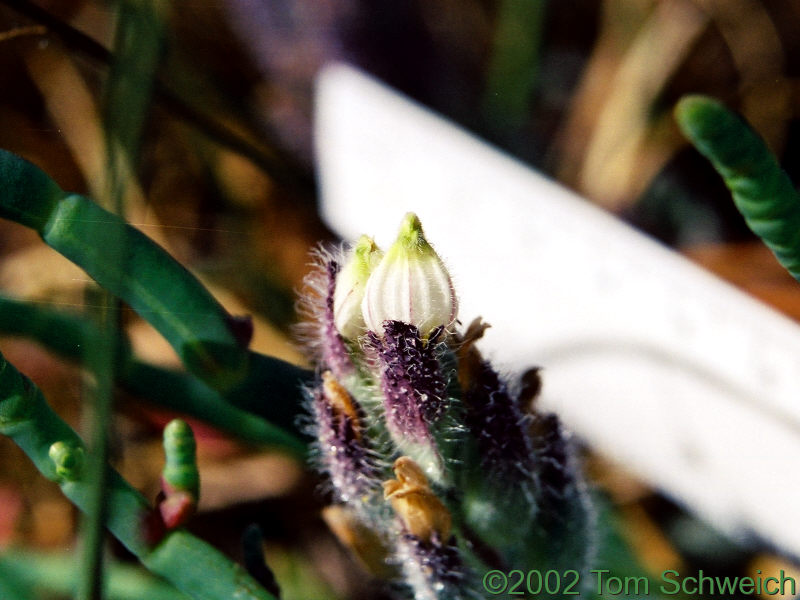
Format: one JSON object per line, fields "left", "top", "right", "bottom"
{"left": 675, "top": 94, "right": 800, "bottom": 282}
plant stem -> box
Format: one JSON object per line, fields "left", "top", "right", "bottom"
{"left": 76, "top": 1, "right": 167, "bottom": 595}
{"left": 0, "top": 349, "right": 279, "bottom": 600}
{"left": 675, "top": 95, "right": 800, "bottom": 282}
{"left": 0, "top": 294, "right": 310, "bottom": 452}
{"left": 0, "top": 148, "right": 249, "bottom": 391}
{"left": 124, "top": 361, "right": 309, "bottom": 456}
{"left": 483, "top": 0, "right": 548, "bottom": 129}
{"left": 77, "top": 301, "right": 118, "bottom": 600}
{"left": 1, "top": 549, "right": 193, "bottom": 600}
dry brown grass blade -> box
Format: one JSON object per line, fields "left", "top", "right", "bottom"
{"left": 553, "top": 0, "right": 653, "bottom": 187}
{"left": 576, "top": 0, "right": 708, "bottom": 210}
{"left": 557, "top": 0, "right": 792, "bottom": 215}
{"left": 0, "top": 24, "right": 45, "bottom": 42}
{"left": 692, "top": 0, "right": 791, "bottom": 156}
{"left": 23, "top": 41, "right": 169, "bottom": 247}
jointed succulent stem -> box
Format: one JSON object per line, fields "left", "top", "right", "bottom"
{"left": 0, "top": 549, "right": 193, "bottom": 600}
{"left": 676, "top": 95, "right": 800, "bottom": 282}
{"left": 0, "top": 349, "right": 279, "bottom": 600}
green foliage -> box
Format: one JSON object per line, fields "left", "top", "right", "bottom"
{"left": 675, "top": 95, "right": 800, "bottom": 281}
{"left": 0, "top": 148, "right": 313, "bottom": 438}
{"left": 483, "top": 0, "right": 547, "bottom": 128}
{"left": 0, "top": 549, "right": 193, "bottom": 600}
{"left": 162, "top": 419, "right": 200, "bottom": 498}
{"left": 0, "top": 348, "right": 279, "bottom": 600}
{"left": 0, "top": 294, "right": 308, "bottom": 454}
{"left": 0, "top": 148, "right": 248, "bottom": 390}
{"left": 0, "top": 146, "right": 313, "bottom": 450}
{"left": 0, "top": 135, "right": 306, "bottom": 597}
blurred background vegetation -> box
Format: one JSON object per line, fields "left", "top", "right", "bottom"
{"left": 1, "top": 1, "right": 800, "bottom": 598}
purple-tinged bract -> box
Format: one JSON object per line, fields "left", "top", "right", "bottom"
{"left": 366, "top": 321, "right": 447, "bottom": 444}
{"left": 311, "top": 372, "right": 377, "bottom": 505}
{"left": 395, "top": 533, "right": 467, "bottom": 600}
{"left": 296, "top": 249, "right": 354, "bottom": 380}
{"left": 463, "top": 360, "right": 534, "bottom": 479}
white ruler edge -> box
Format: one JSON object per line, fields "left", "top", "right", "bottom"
{"left": 314, "top": 62, "right": 800, "bottom": 556}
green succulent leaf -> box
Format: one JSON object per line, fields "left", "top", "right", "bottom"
{"left": 0, "top": 148, "right": 249, "bottom": 390}
{"left": 0, "top": 549, "right": 193, "bottom": 600}
{"left": 0, "top": 348, "right": 278, "bottom": 600}
{"left": 675, "top": 95, "right": 800, "bottom": 281}
{"left": 0, "top": 294, "right": 308, "bottom": 454}
{"left": 162, "top": 419, "right": 200, "bottom": 498}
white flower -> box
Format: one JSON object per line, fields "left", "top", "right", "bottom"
{"left": 361, "top": 213, "right": 457, "bottom": 337}
{"left": 333, "top": 235, "right": 383, "bottom": 339}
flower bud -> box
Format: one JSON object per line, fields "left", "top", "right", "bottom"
{"left": 321, "top": 370, "right": 363, "bottom": 442}
{"left": 385, "top": 460, "right": 466, "bottom": 600}
{"left": 463, "top": 360, "right": 533, "bottom": 480}
{"left": 362, "top": 213, "right": 457, "bottom": 337}
{"left": 333, "top": 235, "right": 383, "bottom": 339}
{"left": 383, "top": 456, "right": 451, "bottom": 542}
{"left": 49, "top": 441, "right": 85, "bottom": 481}
{"left": 295, "top": 250, "right": 355, "bottom": 378}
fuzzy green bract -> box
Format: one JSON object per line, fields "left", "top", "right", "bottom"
{"left": 675, "top": 95, "right": 800, "bottom": 282}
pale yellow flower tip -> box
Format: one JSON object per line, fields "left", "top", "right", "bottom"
{"left": 333, "top": 235, "right": 383, "bottom": 339}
